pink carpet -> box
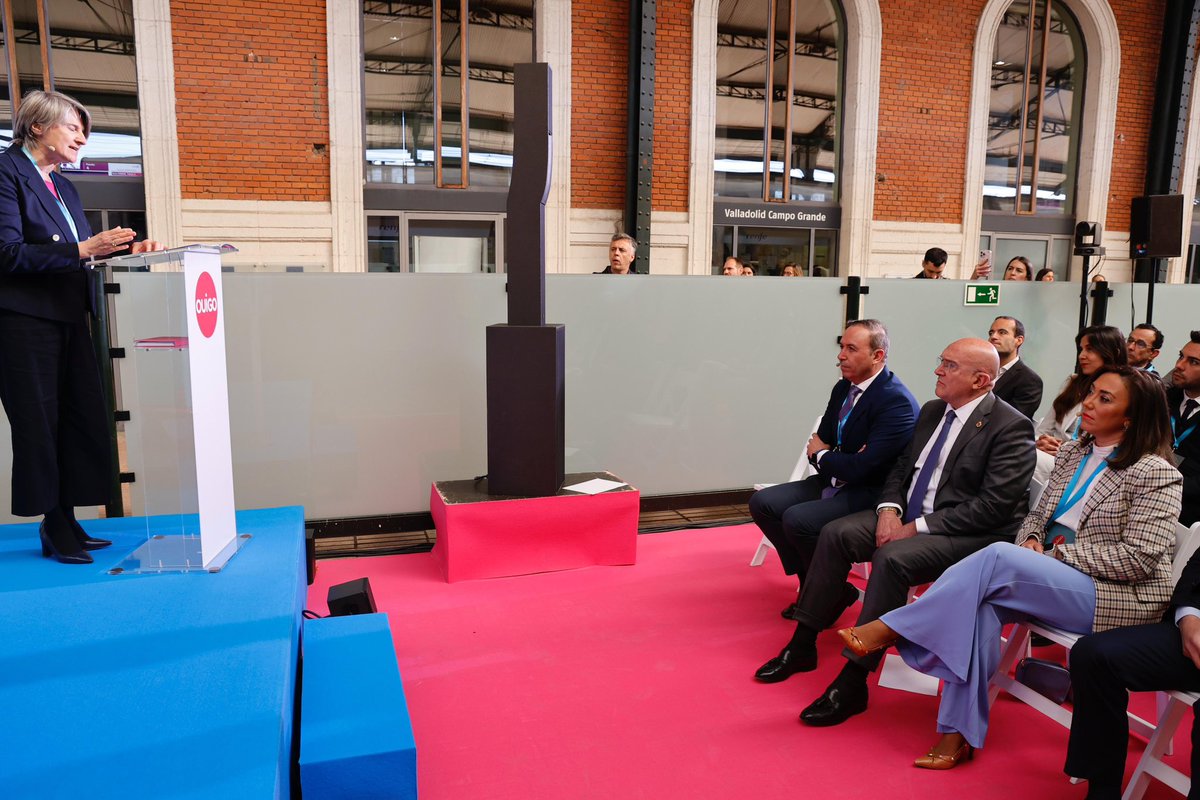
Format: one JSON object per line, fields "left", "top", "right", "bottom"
{"left": 308, "top": 523, "right": 1191, "bottom": 799}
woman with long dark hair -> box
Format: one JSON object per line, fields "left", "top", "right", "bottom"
{"left": 1033, "top": 325, "right": 1128, "bottom": 481}
{"left": 835, "top": 367, "right": 1181, "bottom": 770}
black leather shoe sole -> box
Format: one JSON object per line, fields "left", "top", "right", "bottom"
{"left": 754, "top": 647, "right": 818, "bottom": 682}
{"left": 799, "top": 687, "right": 868, "bottom": 726}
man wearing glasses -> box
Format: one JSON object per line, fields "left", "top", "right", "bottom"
{"left": 753, "top": 338, "right": 1036, "bottom": 728}
{"left": 1127, "top": 323, "right": 1165, "bottom": 380}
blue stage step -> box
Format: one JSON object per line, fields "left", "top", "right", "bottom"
{"left": 300, "top": 613, "right": 417, "bottom": 799}
{"left": 0, "top": 506, "right": 306, "bottom": 799}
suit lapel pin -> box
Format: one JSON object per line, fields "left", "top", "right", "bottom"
{"left": 975, "top": 421, "right": 983, "bottom": 428}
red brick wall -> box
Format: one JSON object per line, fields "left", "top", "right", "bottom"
{"left": 873, "top": 0, "right": 985, "bottom": 222}
{"left": 171, "top": 0, "right": 329, "bottom": 201}
{"left": 572, "top": 0, "right": 691, "bottom": 213}
{"left": 1107, "top": 0, "right": 1165, "bottom": 232}
{"left": 572, "top": 1, "right": 630, "bottom": 209}
{"left": 653, "top": 0, "right": 692, "bottom": 213}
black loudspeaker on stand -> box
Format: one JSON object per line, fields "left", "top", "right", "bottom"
{"left": 1129, "top": 194, "right": 1183, "bottom": 323}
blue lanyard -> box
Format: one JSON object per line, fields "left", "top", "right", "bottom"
{"left": 1052, "top": 450, "right": 1110, "bottom": 522}
{"left": 1069, "top": 415, "right": 1083, "bottom": 441}
{"left": 21, "top": 147, "right": 80, "bottom": 243}
{"left": 1173, "top": 414, "right": 1198, "bottom": 450}
{"left": 836, "top": 402, "right": 854, "bottom": 447}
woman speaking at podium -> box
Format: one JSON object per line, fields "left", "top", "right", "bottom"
{"left": 0, "top": 90, "right": 161, "bottom": 564}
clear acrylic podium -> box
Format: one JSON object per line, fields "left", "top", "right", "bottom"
{"left": 98, "top": 245, "right": 247, "bottom": 573}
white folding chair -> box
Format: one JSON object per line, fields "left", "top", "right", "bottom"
{"left": 750, "top": 415, "right": 821, "bottom": 566}
{"left": 1119, "top": 521, "right": 1200, "bottom": 800}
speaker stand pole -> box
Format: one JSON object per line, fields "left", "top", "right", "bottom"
{"left": 1077, "top": 253, "right": 1092, "bottom": 330}
{"left": 1146, "top": 258, "right": 1161, "bottom": 324}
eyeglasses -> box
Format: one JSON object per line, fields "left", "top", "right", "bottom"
{"left": 1127, "top": 337, "right": 1153, "bottom": 350}
{"left": 935, "top": 356, "right": 989, "bottom": 377}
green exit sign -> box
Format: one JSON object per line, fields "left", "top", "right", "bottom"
{"left": 964, "top": 283, "right": 1000, "bottom": 306}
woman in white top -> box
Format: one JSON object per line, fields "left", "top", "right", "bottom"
{"left": 1033, "top": 325, "right": 1128, "bottom": 482}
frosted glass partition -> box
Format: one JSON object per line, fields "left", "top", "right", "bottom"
{"left": 3, "top": 273, "right": 1197, "bottom": 526}
{"left": 105, "top": 274, "right": 844, "bottom": 519}
{"left": 863, "top": 279, "right": 1158, "bottom": 419}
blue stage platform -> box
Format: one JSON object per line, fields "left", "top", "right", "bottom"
{"left": 0, "top": 507, "right": 306, "bottom": 800}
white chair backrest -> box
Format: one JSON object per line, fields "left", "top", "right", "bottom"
{"left": 1171, "top": 522, "right": 1200, "bottom": 585}
{"left": 1028, "top": 475, "right": 1048, "bottom": 510}
{"left": 787, "top": 414, "right": 824, "bottom": 482}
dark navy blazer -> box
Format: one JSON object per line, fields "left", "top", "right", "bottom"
{"left": 813, "top": 366, "right": 920, "bottom": 489}
{"left": 0, "top": 143, "right": 93, "bottom": 322}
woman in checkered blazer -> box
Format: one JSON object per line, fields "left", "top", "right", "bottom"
{"left": 835, "top": 366, "right": 1182, "bottom": 770}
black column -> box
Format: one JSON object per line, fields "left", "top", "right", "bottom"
{"left": 486, "top": 63, "right": 565, "bottom": 497}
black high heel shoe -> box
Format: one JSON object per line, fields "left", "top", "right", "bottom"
{"left": 68, "top": 518, "right": 112, "bottom": 551}
{"left": 40, "top": 522, "right": 93, "bottom": 565}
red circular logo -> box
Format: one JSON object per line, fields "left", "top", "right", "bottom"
{"left": 194, "top": 271, "right": 219, "bottom": 338}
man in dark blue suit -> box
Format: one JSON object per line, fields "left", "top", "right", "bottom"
{"left": 749, "top": 319, "right": 919, "bottom": 618}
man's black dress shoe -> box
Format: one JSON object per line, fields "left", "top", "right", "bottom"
{"left": 754, "top": 645, "right": 817, "bottom": 682}
{"left": 781, "top": 581, "right": 860, "bottom": 622}
{"left": 798, "top": 684, "right": 868, "bottom": 726}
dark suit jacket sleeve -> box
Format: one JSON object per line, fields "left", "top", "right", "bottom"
{"left": 922, "top": 406, "right": 1036, "bottom": 536}
{"left": 0, "top": 150, "right": 85, "bottom": 275}
{"left": 817, "top": 378, "right": 918, "bottom": 486}
{"left": 998, "top": 362, "right": 1043, "bottom": 420}
{"left": 1171, "top": 549, "right": 1200, "bottom": 611}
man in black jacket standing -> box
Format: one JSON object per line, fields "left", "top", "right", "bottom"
{"left": 1169, "top": 331, "right": 1200, "bottom": 526}
{"left": 1065, "top": 546, "right": 1200, "bottom": 799}
{"left": 988, "top": 315, "right": 1043, "bottom": 420}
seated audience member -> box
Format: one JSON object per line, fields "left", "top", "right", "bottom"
{"left": 594, "top": 233, "right": 638, "bottom": 274}
{"left": 1171, "top": 331, "right": 1200, "bottom": 526}
{"left": 781, "top": 263, "right": 800, "bottom": 277}
{"left": 1034, "top": 325, "right": 1127, "bottom": 482}
{"left": 1036, "top": 268, "right": 1056, "bottom": 282}
{"left": 1002, "top": 256, "right": 1033, "bottom": 281}
{"left": 1092, "top": 273, "right": 1109, "bottom": 283}
{"left": 914, "top": 247, "right": 948, "bottom": 279}
{"left": 742, "top": 264, "right": 756, "bottom": 276}
{"left": 838, "top": 367, "right": 1181, "bottom": 769}
{"left": 755, "top": 340, "right": 1035, "bottom": 727}
{"left": 721, "top": 257, "right": 743, "bottom": 276}
{"left": 1127, "top": 323, "right": 1164, "bottom": 378}
{"left": 749, "top": 320, "right": 919, "bottom": 620}
{"left": 1065, "top": 545, "right": 1200, "bottom": 799}
{"left": 988, "top": 315, "right": 1043, "bottom": 419}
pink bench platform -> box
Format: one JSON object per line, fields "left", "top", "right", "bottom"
{"left": 429, "top": 472, "right": 639, "bottom": 582}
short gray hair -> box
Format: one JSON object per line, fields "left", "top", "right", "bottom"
{"left": 846, "top": 319, "right": 890, "bottom": 355}
{"left": 12, "top": 90, "right": 91, "bottom": 147}
{"left": 611, "top": 232, "right": 637, "bottom": 248}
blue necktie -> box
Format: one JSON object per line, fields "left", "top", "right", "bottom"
{"left": 904, "top": 409, "right": 957, "bottom": 524}
{"left": 819, "top": 386, "right": 862, "bottom": 499}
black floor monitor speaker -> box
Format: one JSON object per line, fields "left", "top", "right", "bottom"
{"left": 1130, "top": 194, "right": 1184, "bottom": 260}
{"left": 305, "top": 527, "right": 316, "bottom": 586}
{"left": 327, "top": 577, "right": 376, "bottom": 616}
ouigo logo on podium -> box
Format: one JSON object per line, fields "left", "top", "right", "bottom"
{"left": 194, "top": 271, "right": 219, "bottom": 338}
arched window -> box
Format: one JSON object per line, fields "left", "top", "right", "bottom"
{"left": 0, "top": 0, "right": 145, "bottom": 231}
{"left": 710, "top": 0, "right": 843, "bottom": 277}
{"left": 714, "top": 0, "right": 841, "bottom": 203}
{"left": 985, "top": 1, "right": 1084, "bottom": 217}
